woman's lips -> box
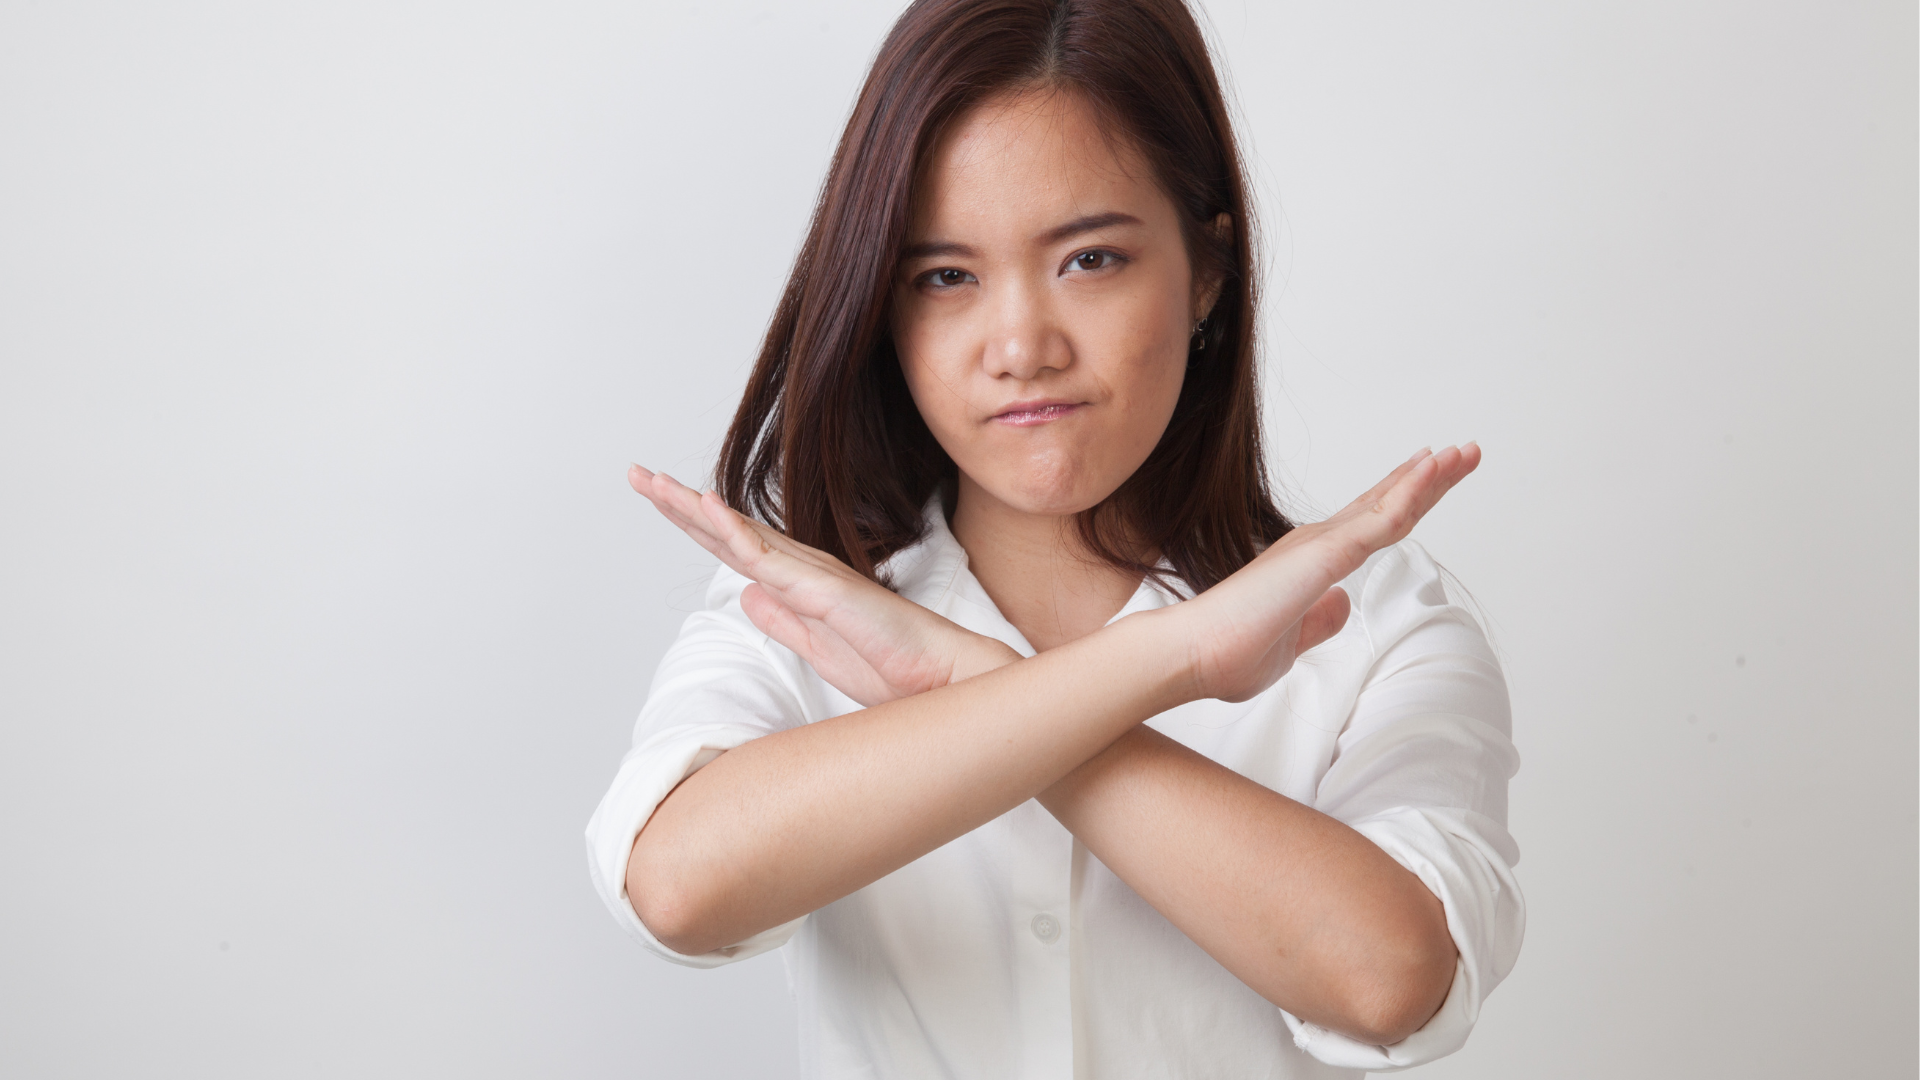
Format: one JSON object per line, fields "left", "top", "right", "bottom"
{"left": 992, "top": 402, "right": 1083, "bottom": 426}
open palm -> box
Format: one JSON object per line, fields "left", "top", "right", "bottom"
{"left": 1177, "top": 444, "right": 1480, "bottom": 703}
{"left": 628, "top": 466, "right": 1017, "bottom": 706}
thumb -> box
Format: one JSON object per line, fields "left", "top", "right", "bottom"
{"left": 1296, "top": 586, "right": 1352, "bottom": 655}
{"left": 740, "top": 582, "right": 815, "bottom": 660}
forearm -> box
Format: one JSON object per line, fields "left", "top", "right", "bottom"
{"left": 627, "top": 609, "right": 1188, "bottom": 955}
{"left": 1037, "top": 727, "right": 1456, "bottom": 1045}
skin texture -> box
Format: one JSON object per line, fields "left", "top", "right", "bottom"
{"left": 625, "top": 88, "right": 1473, "bottom": 1046}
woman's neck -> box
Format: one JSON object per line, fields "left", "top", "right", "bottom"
{"left": 948, "top": 476, "right": 1147, "bottom": 653}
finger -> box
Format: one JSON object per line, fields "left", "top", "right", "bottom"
{"left": 648, "top": 474, "right": 865, "bottom": 602}
{"left": 655, "top": 473, "right": 795, "bottom": 572}
{"left": 696, "top": 488, "right": 845, "bottom": 595}
{"left": 642, "top": 471, "right": 720, "bottom": 532}
{"left": 640, "top": 471, "right": 784, "bottom": 575}
{"left": 742, "top": 583, "right": 894, "bottom": 705}
{"left": 1370, "top": 450, "right": 1446, "bottom": 536}
{"left": 645, "top": 471, "right": 845, "bottom": 576}
{"left": 1429, "top": 441, "right": 1481, "bottom": 507}
{"left": 648, "top": 471, "right": 721, "bottom": 527}
{"left": 628, "top": 467, "right": 736, "bottom": 560}
{"left": 629, "top": 464, "right": 684, "bottom": 517}
{"left": 635, "top": 466, "right": 719, "bottom": 532}
{"left": 1296, "top": 586, "right": 1352, "bottom": 654}
{"left": 690, "top": 489, "right": 857, "bottom": 577}
{"left": 703, "top": 496, "right": 837, "bottom": 571}
{"left": 638, "top": 475, "right": 714, "bottom": 536}
{"left": 1370, "top": 442, "right": 1479, "bottom": 541}
{"left": 1334, "top": 447, "right": 1434, "bottom": 519}
{"left": 740, "top": 582, "right": 817, "bottom": 658}
{"left": 1299, "top": 450, "right": 1451, "bottom": 564}
{"left": 1396, "top": 442, "right": 1479, "bottom": 522}
{"left": 1444, "top": 441, "right": 1482, "bottom": 489}
{"left": 648, "top": 475, "right": 739, "bottom": 553}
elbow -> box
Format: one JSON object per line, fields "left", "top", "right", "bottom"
{"left": 1324, "top": 920, "right": 1458, "bottom": 1046}
{"left": 625, "top": 838, "right": 727, "bottom": 957}
{"left": 629, "top": 882, "right": 713, "bottom": 957}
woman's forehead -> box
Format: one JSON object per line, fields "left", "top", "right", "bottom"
{"left": 910, "top": 88, "right": 1168, "bottom": 242}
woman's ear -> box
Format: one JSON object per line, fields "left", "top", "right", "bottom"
{"left": 1193, "top": 212, "right": 1233, "bottom": 319}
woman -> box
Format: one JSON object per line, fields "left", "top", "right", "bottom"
{"left": 587, "top": 1, "right": 1523, "bottom": 1076}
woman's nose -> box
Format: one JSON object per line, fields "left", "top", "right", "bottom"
{"left": 981, "top": 286, "right": 1071, "bottom": 381}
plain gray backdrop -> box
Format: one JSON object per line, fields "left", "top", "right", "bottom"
{"left": 2, "top": 1, "right": 1914, "bottom": 1077}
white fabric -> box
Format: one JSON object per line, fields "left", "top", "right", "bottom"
{"left": 586, "top": 502, "right": 1524, "bottom": 1078}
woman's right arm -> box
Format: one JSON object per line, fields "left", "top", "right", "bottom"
{"left": 624, "top": 447, "right": 1474, "bottom": 957}
{"left": 627, "top": 589, "right": 1188, "bottom": 955}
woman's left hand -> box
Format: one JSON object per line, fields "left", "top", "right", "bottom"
{"left": 629, "top": 465, "right": 1019, "bottom": 707}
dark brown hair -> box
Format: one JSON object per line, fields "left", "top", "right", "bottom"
{"left": 716, "top": 0, "right": 1291, "bottom": 593}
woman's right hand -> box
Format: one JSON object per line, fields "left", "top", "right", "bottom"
{"left": 629, "top": 465, "right": 1020, "bottom": 707}
{"left": 1174, "top": 444, "right": 1481, "bottom": 704}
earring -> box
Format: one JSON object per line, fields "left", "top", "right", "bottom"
{"left": 1191, "top": 317, "right": 1209, "bottom": 350}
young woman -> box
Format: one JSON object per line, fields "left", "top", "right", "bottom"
{"left": 587, "top": 1, "right": 1523, "bottom": 1076}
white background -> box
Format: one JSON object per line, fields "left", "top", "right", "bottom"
{"left": 1, "top": 1, "right": 1912, "bottom": 1077}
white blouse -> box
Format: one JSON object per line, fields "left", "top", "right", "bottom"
{"left": 586, "top": 502, "right": 1524, "bottom": 1079}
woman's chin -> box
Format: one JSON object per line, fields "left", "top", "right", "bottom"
{"left": 973, "top": 472, "right": 1117, "bottom": 520}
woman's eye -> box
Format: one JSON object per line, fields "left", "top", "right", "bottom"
{"left": 1070, "top": 250, "right": 1122, "bottom": 272}
{"left": 919, "top": 267, "right": 973, "bottom": 289}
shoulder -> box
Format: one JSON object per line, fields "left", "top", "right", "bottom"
{"left": 657, "top": 562, "right": 769, "bottom": 661}
{"left": 1344, "top": 540, "right": 1449, "bottom": 627}
{"left": 1312, "top": 539, "right": 1505, "bottom": 698}
{"left": 639, "top": 563, "right": 829, "bottom": 731}
{"left": 648, "top": 563, "right": 783, "bottom": 687}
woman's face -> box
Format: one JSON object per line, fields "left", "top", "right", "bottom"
{"left": 892, "top": 88, "right": 1214, "bottom": 521}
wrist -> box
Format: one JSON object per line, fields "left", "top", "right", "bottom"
{"left": 948, "top": 633, "right": 1022, "bottom": 685}
{"left": 1099, "top": 605, "right": 1204, "bottom": 713}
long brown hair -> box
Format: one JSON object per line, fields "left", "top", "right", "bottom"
{"left": 716, "top": 0, "right": 1290, "bottom": 593}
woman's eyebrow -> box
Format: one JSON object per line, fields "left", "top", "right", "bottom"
{"left": 901, "top": 211, "right": 1146, "bottom": 262}
{"left": 1038, "top": 211, "right": 1143, "bottom": 245}
{"left": 901, "top": 238, "right": 977, "bottom": 260}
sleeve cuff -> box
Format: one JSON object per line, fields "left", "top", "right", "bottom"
{"left": 1280, "top": 805, "right": 1526, "bottom": 1070}
{"left": 583, "top": 724, "right": 807, "bottom": 968}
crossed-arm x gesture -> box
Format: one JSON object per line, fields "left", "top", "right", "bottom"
{"left": 626, "top": 446, "right": 1480, "bottom": 1045}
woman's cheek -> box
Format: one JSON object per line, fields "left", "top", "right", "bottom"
{"left": 897, "top": 349, "right": 976, "bottom": 457}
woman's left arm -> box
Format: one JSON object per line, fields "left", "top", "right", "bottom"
{"left": 1040, "top": 547, "right": 1523, "bottom": 1059}
{"left": 1036, "top": 726, "right": 1456, "bottom": 1046}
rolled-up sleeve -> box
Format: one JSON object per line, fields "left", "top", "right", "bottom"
{"left": 1281, "top": 542, "right": 1526, "bottom": 1070}
{"left": 584, "top": 567, "right": 814, "bottom": 968}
